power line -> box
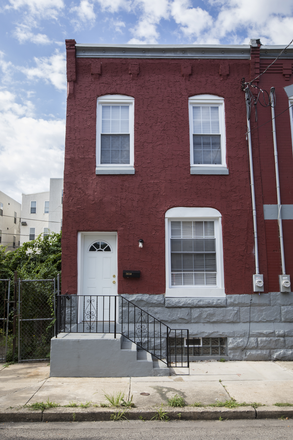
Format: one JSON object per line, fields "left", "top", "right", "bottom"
{"left": 246, "top": 38, "right": 293, "bottom": 85}
{"left": 0, "top": 213, "right": 61, "bottom": 224}
{"left": 246, "top": 103, "right": 293, "bottom": 136}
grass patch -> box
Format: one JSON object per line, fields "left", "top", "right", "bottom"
{"left": 79, "top": 402, "right": 91, "bottom": 408}
{"left": 26, "top": 399, "right": 60, "bottom": 411}
{"left": 110, "top": 410, "right": 128, "bottom": 421}
{"left": 151, "top": 405, "right": 169, "bottom": 421}
{"left": 274, "top": 403, "right": 293, "bottom": 407}
{"left": 193, "top": 402, "right": 205, "bottom": 407}
{"left": 168, "top": 394, "right": 185, "bottom": 408}
{"left": 104, "top": 392, "right": 124, "bottom": 408}
{"left": 121, "top": 395, "right": 135, "bottom": 408}
{"left": 209, "top": 399, "right": 240, "bottom": 409}
{"left": 64, "top": 402, "right": 79, "bottom": 408}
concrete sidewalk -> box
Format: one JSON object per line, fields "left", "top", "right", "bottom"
{"left": 0, "top": 361, "right": 293, "bottom": 422}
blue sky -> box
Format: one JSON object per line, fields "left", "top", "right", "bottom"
{"left": 1, "top": 0, "right": 293, "bottom": 202}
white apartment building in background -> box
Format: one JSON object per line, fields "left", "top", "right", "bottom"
{"left": 20, "top": 178, "right": 63, "bottom": 245}
{"left": 0, "top": 191, "right": 21, "bottom": 250}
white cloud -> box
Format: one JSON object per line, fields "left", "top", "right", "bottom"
{"left": 171, "top": 0, "right": 213, "bottom": 38}
{"left": 71, "top": 0, "right": 96, "bottom": 25}
{"left": 0, "top": 90, "right": 65, "bottom": 203}
{"left": 129, "top": 0, "right": 170, "bottom": 43}
{"left": 6, "top": 0, "right": 65, "bottom": 18}
{"left": 19, "top": 51, "right": 66, "bottom": 91}
{"left": 95, "top": 0, "right": 131, "bottom": 13}
{"left": 14, "top": 23, "right": 51, "bottom": 44}
{"left": 0, "top": 51, "right": 13, "bottom": 84}
{"left": 207, "top": 0, "right": 293, "bottom": 43}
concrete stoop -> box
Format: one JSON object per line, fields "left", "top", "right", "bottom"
{"left": 50, "top": 333, "right": 170, "bottom": 377}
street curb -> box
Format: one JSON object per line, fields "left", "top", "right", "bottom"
{"left": 1, "top": 407, "right": 293, "bottom": 422}
{"left": 257, "top": 407, "right": 293, "bottom": 419}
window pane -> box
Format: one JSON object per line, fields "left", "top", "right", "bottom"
{"left": 171, "top": 222, "right": 181, "bottom": 238}
{"left": 101, "top": 134, "right": 130, "bottom": 164}
{"left": 170, "top": 220, "right": 218, "bottom": 287}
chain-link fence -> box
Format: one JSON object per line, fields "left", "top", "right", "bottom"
{"left": 18, "top": 279, "right": 56, "bottom": 362}
{"left": 0, "top": 279, "right": 10, "bottom": 362}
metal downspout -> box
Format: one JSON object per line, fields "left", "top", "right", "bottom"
{"left": 270, "top": 87, "right": 285, "bottom": 274}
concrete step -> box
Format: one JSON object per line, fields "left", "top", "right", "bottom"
{"left": 152, "top": 357, "right": 170, "bottom": 376}
{"left": 50, "top": 333, "right": 169, "bottom": 377}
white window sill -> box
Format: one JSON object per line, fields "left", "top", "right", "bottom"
{"left": 96, "top": 166, "right": 135, "bottom": 175}
{"left": 190, "top": 166, "right": 229, "bottom": 175}
{"left": 165, "top": 287, "right": 226, "bottom": 298}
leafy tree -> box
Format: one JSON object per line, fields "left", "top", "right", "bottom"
{"left": 0, "top": 232, "right": 61, "bottom": 280}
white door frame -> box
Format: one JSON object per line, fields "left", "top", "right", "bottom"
{"left": 77, "top": 231, "right": 118, "bottom": 296}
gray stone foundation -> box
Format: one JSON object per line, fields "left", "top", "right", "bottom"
{"left": 122, "top": 292, "right": 293, "bottom": 361}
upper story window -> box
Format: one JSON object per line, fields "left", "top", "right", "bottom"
{"left": 96, "top": 95, "right": 135, "bottom": 175}
{"left": 29, "top": 228, "right": 35, "bottom": 241}
{"left": 44, "top": 228, "right": 49, "bottom": 237}
{"left": 14, "top": 212, "right": 17, "bottom": 224}
{"left": 189, "top": 95, "right": 228, "bottom": 175}
{"left": 0, "top": 202, "right": 3, "bottom": 216}
{"left": 30, "top": 201, "right": 36, "bottom": 214}
{"left": 0, "top": 230, "right": 2, "bottom": 244}
{"left": 165, "top": 207, "right": 225, "bottom": 298}
{"left": 44, "top": 201, "right": 49, "bottom": 213}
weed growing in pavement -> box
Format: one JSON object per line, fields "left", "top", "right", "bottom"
{"left": 249, "top": 402, "right": 264, "bottom": 409}
{"left": 138, "top": 415, "right": 145, "bottom": 421}
{"left": 210, "top": 399, "right": 240, "bottom": 409}
{"left": 177, "top": 413, "right": 182, "bottom": 419}
{"left": 219, "top": 416, "right": 223, "bottom": 421}
{"left": 110, "top": 410, "right": 128, "bottom": 421}
{"left": 64, "top": 402, "right": 79, "bottom": 407}
{"left": 193, "top": 402, "right": 204, "bottom": 407}
{"left": 104, "top": 391, "right": 124, "bottom": 407}
{"left": 168, "top": 394, "right": 186, "bottom": 408}
{"left": 219, "top": 359, "right": 226, "bottom": 362}
{"left": 100, "top": 403, "right": 110, "bottom": 408}
{"left": 79, "top": 402, "right": 91, "bottom": 408}
{"left": 26, "top": 399, "right": 60, "bottom": 411}
{"left": 279, "top": 415, "right": 289, "bottom": 420}
{"left": 3, "top": 361, "right": 15, "bottom": 368}
{"left": 121, "top": 395, "right": 135, "bottom": 408}
{"left": 72, "top": 413, "right": 76, "bottom": 422}
{"left": 274, "top": 403, "right": 293, "bottom": 407}
{"left": 151, "top": 405, "right": 169, "bottom": 421}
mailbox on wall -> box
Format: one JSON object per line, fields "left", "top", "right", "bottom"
{"left": 123, "top": 270, "right": 141, "bottom": 279}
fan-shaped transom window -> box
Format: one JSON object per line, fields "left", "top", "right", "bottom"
{"left": 89, "top": 241, "right": 111, "bottom": 252}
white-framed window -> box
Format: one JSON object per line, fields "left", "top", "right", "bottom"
{"left": 0, "top": 202, "right": 3, "bottom": 216}
{"left": 0, "top": 230, "right": 2, "bottom": 244}
{"left": 189, "top": 95, "right": 228, "bottom": 175}
{"left": 14, "top": 212, "right": 17, "bottom": 224}
{"left": 96, "top": 95, "right": 135, "bottom": 175}
{"left": 30, "top": 201, "right": 36, "bottom": 214}
{"left": 44, "top": 228, "right": 49, "bottom": 237}
{"left": 29, "top": 228, "right": 35, "bottom": 241}
{"left": 13, "top": 236, "right": 16, "bottom": 248}
{"left": 44, "top": 201, "right": 49, "bottom": 213}
{"left": 165, "top": 207, "right": 225, "bottom": 298}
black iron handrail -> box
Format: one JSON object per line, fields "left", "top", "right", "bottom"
{"left": 55, "top": 294, "right": 189, "bottom": 368}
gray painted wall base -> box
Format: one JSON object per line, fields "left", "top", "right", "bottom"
{"left": 50, "top": 333, "right": 170, "bottom": 377}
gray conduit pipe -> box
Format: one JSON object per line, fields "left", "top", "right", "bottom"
{"left": 245, "top": 89, "right": 263, "bottom": 290}
{"left": 270, "top": 87, "right": 286, "bottom": 275}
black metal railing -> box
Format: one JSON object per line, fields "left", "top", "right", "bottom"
{"left": 56, "top": 295, "right": 117, "bottom": 337}
{"left": 55, "top": 294, "right": 189, "bottom": 368}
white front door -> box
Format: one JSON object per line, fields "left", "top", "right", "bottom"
{"left": 79, "top": 233, "right": 117, "bottom": 325}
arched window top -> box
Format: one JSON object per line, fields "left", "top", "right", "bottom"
{"left": 89, "top": 241, "right": 111, "bottom": 252}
